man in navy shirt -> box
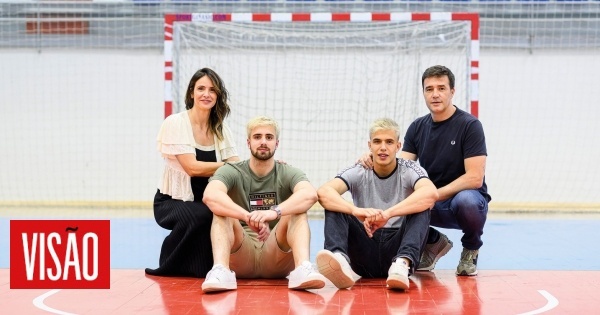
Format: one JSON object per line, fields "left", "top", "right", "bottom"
{"left": 402, "top": 65, "right": 491, "bottom": 276}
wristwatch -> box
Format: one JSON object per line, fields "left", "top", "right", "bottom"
{"left": 270, "top": 205, "right": 282, "bottom": 220}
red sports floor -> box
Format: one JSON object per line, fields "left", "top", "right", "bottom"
{"left": 2, "top": 269, "right": 599, "bottom": 314}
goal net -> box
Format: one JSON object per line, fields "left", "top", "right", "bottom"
{"left": 166, "top": 12, "right": 478, "bottom": 192}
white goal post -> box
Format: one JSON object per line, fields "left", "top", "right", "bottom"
{"left": 163, "top": 12, "right": 479, "bottom": 191}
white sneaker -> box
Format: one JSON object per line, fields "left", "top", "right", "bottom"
{"left": 287, "top": 261, "right": 327, "bottom": 290}
{"left": 201, "top": 264, "right": 237, "bottom": 293}
{"left": 386, "top": 259, "right": 410, "bottom": 290}
{"left": 316, "top": 250, "right": 360, "bottom": 289}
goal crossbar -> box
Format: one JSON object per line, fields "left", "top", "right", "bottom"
{"left": 163, "top": 12, "right": 480, "bottom": 118}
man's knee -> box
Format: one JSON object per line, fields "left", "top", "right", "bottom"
{"left": 453, "top": 190, "right": 487, "bottom": 212}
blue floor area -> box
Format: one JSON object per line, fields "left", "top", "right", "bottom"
{"left": 2, "top": 215, "right": 599, "bottom": 271}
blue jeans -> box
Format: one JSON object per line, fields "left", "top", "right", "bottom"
{"left": 323, "top": 209, "right": 430, "bottom": 277}
{"left": 430, "top": 190, "right": 488, "bottom": 250}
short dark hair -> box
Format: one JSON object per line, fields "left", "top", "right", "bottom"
{"left": 422, "top": 65, "right": 455, "bottom": 90}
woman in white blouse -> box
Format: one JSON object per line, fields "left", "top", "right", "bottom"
{"left": 145, "top": 68, "right": 240, "bottom": 277}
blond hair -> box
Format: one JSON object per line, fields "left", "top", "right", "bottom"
{"left": 369, "top": 118, "right": 401, "bottom": 140}
{"left": 246, "top": 116, "right": 280, "bottom": 139}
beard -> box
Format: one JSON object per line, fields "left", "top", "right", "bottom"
{"left": 251, "top": 147, "right": 275, "bottom": 161}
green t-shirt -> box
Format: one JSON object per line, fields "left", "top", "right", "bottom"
{"left": 209, "top": 160, "right": 309, "bottom": 229}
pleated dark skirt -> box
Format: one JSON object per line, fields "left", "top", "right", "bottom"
{"left": 145, "top": 190, "right": 214, "bottom": 278}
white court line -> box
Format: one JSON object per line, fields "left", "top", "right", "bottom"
{"left": 33, "top": 289, "right": 78, "bottom": 315}
{"left": 30, "top": 287, "right": 557, "bottom": 315}
{"left": 517, "top": 290, "right": 559, "bottom": 315}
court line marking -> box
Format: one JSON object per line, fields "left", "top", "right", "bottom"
{"left": 33, "top": 289, "right": 78, "bottom": 315}
{"left": 29, "top": 283, "right": 559, "bottom": 315}
{"left": 517, "top": 290, "right": 559, "bottom": 315}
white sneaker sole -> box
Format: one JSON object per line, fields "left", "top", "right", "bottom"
{"left": 316, "top": 250, "right": 355, "bottom": 289}
{"left": 386, "top": 275, "right": 409, "bottom": 290}
{"left": 456, "top": 269, "right": 478, "bottom": 276}
{"left": 289, "top": 275, "right": 326, "bottom": 290}
{"left": 201, "top": 282, "right": 237, "bottom": 293}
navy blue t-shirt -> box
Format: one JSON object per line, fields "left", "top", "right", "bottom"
{"left": 403, "top": 107, "right": 491, "bottom": 202}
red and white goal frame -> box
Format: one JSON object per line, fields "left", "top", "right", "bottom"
{"left": 163, "top": 12, "right": 480, "bottom": 118}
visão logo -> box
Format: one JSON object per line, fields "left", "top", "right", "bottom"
{"left": 10, "top": 220, "right": 110, "bottom": 289}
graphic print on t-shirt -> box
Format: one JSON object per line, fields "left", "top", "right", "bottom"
{"left": 249, "top": 192, "right": 276, "bottom": 212}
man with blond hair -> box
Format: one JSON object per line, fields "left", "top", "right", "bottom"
{"left": 202, "top": 116, "right": 326, "bottom": 293}
{"left": 317, "top": 118, "right": 438, "bottom": 290}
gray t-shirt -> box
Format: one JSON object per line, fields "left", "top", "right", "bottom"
{"left": 210, "top": 160, "right": 309, "bottom": 229}
{"left": 336, "top": 159, "right": 429, "bottom": 228}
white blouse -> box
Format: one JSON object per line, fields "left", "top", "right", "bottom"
{"left": 157, "top": 111, "right": 237, "bottom": 201}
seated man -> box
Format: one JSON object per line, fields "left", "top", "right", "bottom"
{"left": 201, "top": 116, "right": 327, "bottom": 293}
{"left": 316, "top": 118, "right": 438, "bottom": 290}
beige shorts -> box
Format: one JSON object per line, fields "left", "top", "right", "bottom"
{"left": 229, "top": 224, "right": 295, "bottom": 278}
